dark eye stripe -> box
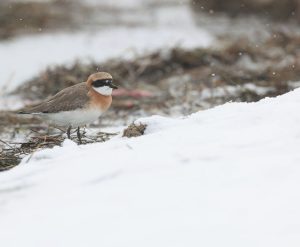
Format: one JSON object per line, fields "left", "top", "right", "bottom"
{"left": 92, "top": 79, "right": 112, "bottom": 87}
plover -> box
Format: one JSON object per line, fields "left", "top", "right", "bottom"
{"left": 19, "top": 72, "right": 118, "bottom": 143}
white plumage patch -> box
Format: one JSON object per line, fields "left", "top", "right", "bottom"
{"left": 38, "top": 108, "right": 103, "bottom": 127}
{"left": 93, "top": 86, "right": 112, "bottom": 96}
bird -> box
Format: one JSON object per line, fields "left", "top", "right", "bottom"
{"left": 19, "top": 72, "right": 118, "bottom": 143}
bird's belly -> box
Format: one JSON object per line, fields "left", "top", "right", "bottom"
{"left": 42, "top": 108, "right": 103, "bottom": 127}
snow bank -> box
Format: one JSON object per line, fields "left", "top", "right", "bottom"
{"left": 1, "top": 89, "right": 300, "bottom": 246}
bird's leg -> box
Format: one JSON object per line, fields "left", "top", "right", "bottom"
{"left": 77, "top": 127, "right": 82, "bottom": 144}
{"left": 82, "top": 125, "right": 87, "bottom": 136}
{"left": 67, "top": 126, "right": 72, "bottom": 139}
{"left": 46, "top": 126, "right": 50, "bottom": 136}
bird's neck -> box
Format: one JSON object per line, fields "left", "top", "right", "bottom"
{"left": 88, "top": 88, "right": 112, "bottom": 111}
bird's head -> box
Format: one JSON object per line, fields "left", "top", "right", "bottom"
{"left": 87, "top": 72, "right": 118, "bottom": 96}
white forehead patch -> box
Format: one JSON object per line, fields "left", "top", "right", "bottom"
{"left": 93, "top": 86, "right": 113, "bottom": 96}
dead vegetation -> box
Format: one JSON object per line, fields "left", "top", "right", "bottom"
{"left": 0, "top": 129, "right": 118, "bottom": 171}
{"left": 0, "top": 0, "right": 92, "bottom": 40}
{"left": 191, "top": 0, "right": 300, "bottom": 21}
{"left": 0, "top": 121, "right": 146, "bottom": 171}
{"left": 0, "top": 139, "right": 22, "bottom": 171}
{"left": 123, "top": 123, "right": 147, "bottom": 138}
{"left": 2, "top": 28, "right": 300, "bottom": 170}
{"left": 0, "top": 0, "right": 158, "bottom": 40}
{"left": 16, "top": 28, "right": 300, "bottom": 113}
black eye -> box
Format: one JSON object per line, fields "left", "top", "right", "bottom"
{"left": 92, "top": 79, "right": 112, "bottom": 87}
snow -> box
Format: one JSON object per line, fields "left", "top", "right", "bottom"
{"left": 1, "top": 89, "right": 300, "bottom": 246}
{"left": 0, "top": 5, "right": 212, "bottom": 94}
{"left": 199, "top": 83, "right": 274, "bottom": 100}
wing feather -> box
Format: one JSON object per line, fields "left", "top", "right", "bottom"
{"left": 21, "top": 83, "right": 90, "bottom": 114}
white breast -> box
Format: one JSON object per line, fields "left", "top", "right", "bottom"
{"left": 39, "top": 108, "right": 103, "bottom": 127}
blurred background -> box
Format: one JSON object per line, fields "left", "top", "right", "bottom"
{"left": 1, "top": 0, "right": 300, "bottom": 166}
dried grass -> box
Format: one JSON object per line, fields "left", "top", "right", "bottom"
{"left": 3, "top": 28, "right": 300, "bottom": 170}
{"left": 0, "top": 0, "right": 90, "bottom": 40}
{"left": 191, "top": 0, "right": 300, "bottom": 21}
{"left": 0, "top": 129, "right": 118, "bottom": 171}
{"left": 123, "top": 123, "right": 147, "bottom": 137}
{"left": 16, "top": 29, "right": 300, "bottom": 106}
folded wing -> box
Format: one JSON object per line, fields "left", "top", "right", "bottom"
{"left": 20, "top": 82, "right": 90, "bottom": 114}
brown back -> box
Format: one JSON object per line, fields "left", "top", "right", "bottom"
{"left": 22, "top": 82, "right": 90, "bottom": 113}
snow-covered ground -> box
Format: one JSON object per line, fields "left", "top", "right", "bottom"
{"left": 1, "top": 89, "right": 300, "bottom": 246}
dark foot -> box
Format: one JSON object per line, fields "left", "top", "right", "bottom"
{"left": 77, "top": 127, "right": 82, "bottom": 144}
{"left": 67, "top": 126, "right": 72, "bottom": 139}
{"left": 82, "top": 126, "right": 86, "bottom": 136}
